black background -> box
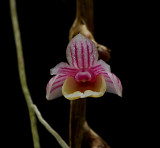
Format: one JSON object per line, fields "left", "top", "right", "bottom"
{"left": 2, "top": 0, "right": 154, "bottom": 148}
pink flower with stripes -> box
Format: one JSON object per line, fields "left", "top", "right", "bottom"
{"left": 46, "top": 34, "right": 122, "bottom": 100}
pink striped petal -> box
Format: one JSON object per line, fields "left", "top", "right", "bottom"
{"left": 50, "top": 62, "right": 77, "bottom": 76}
{"left": 66, "top": 34, "right": 98, "bottom": 69}
{"left": 91, "top": 60, "right": 122, "bottom": 96}
{"left": 46, "top": 74, "right": 68, "bottom": 100}
{"left": 91, "top": 59, "right": 111, "bottom": 76}
{"left": 96, "top": 60, "right": 111, "bottom": 72}
{"left": 103, "top": 72, "right": 122, "bottom": 97}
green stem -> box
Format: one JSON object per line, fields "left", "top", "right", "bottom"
{"left": 32, "top": 105, "right": 69, "bottom": 148}
{"left": 10, "top": 1, "right": 70, "bottom": 148}
{"left": 10, "top": 0, "right": 40, "bottom": 147}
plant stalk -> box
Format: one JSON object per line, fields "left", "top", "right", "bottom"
{"left": 69, "top": 0, "right": 111, "bottom": 148}
{"left": 69, "top": 0, "right": 94, "bottom": 148}
{"left": 10, "top": 0, "right": 40, "bottom": 147}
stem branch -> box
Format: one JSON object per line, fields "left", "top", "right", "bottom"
{"left": 10, "top": 1, "right": 69, "bottom": 148}
{"left": 32, "top": 105, "right": 69, "bottom": 148}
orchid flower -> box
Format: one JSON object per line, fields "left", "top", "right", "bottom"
{"left": 46, "top": 34, "right": 122, "bottom": 100}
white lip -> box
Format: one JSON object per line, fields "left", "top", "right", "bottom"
{"left": 63, "top": 90, "right": 105, "bottom": 100}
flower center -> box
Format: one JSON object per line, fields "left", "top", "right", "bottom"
{"left": 75, "top": 69, "right": 95, "bottom": 83}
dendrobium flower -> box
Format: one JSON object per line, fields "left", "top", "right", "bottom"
{"left": 46, "top": 34, "right": 122, "bottom": 100}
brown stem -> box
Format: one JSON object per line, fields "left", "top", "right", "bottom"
{"left": 69, "top": 0, "right": 111, "bottom": 62}
{"left": 69, "top": 0, "right": 94, "bottom": 41}
{"left": 69, "top": 0, "right": 111, "bottom": 148}
{"left": 69, "top": 99, "right": 87, "bottom": 148}
{"left": 76, "top": 0, "right": 94, "bottom": 34}
{"left": 83, "top": 123, "right": 111, "bottom": 148}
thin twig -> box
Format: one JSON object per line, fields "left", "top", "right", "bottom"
{"left": 32, "top": 105, "right": 69, "bottom": 148}
{"left": 10, "top": 0, "right": 40, "bottom": 147}
{"left": 10, "top": 1, "right": 69, "bottom": 148}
